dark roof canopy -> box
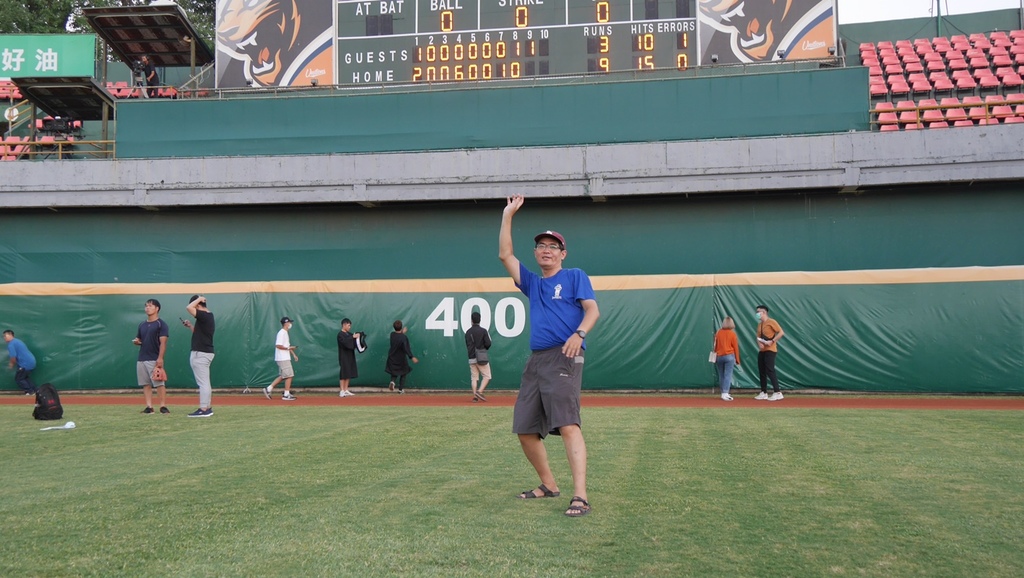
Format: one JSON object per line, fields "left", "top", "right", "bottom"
{"left": 12, "top": 77, "right": 115, "bottom": 121}
{"left": 83, "top": 3, "right": 214, "bottom": 68}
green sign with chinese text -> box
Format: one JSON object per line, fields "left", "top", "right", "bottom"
{"left": 0, "top": 34, "right": 95, "bottom": 78}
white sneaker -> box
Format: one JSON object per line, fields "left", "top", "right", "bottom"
{"left": 263, "top": 387, "right": 272, "bottom": 400}
{"left": 339, "top": 391, "right": 347, "bottom": 398}
{"left": 346, "top": 390, "right": 355, "bottom": 396}
{"left": 282, "top": 393, "right": 297, "bottom": 401}
{"left": 768, "top": 392, "right": 784, "bottom": 401}
{"left": 721, "top": 393, "right": 733, "bottom": 401}
{"left": 755, "top": 392, "right": 769, "bottom": 400}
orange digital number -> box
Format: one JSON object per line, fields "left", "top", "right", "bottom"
{"left": 497, "top": 41, "right": 507, "bottom": 58}
{"left": 511, "top": 61, "right": 521, "bottom": 77}
{"left": 440, "top": 44, "right": 450, "bottom": 62}
{"left": 596, "top": 1, "right": 610, "bottom": 23}
{"left": 413, "top": 67, "right": 423, "bottom": 81}
{"left": 677, "top": 54, "right": 688, "bottom": 70}
{"left": 454, "top": 44, "right": 464, "bottom": 60}
{"left": 599, "top": 57, "right": 610, "bottom": 72}
{"left": 441, "top": 11, "right": 453, "bottom": 32}
{"left": 637, "top": 55, "right": 654, "bottom": 69}
{"left": 515, "top": 6, "right": 528, "bottom": 28}
{"left": 426, "top": 44, "right": 436, "bottom": 62}
{"left": 599, "top": 36, "right": 609, "bottom": 54}
{"left": 636, "top": 33, "right": 654, "bottom": 51}
{"left": 468, "top": 64, "right": 478, "bottom": 79}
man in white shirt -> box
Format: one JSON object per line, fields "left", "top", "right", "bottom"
{"left": 263, "top": 316, "right": 299, "bottom": 400}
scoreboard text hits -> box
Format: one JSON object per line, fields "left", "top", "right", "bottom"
{"left": 337, "top": 0, "right": 698, "bottom": 84}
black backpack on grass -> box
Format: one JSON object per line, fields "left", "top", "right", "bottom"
{"left": 33, "top": 383, "right": 63, "bottom": 420}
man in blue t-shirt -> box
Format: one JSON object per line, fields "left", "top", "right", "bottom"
{"left": 4, "top": 330, "right": 38, "bottom": 395}
{"left": 133, "top": 299, "right": 170, "bottom": 414}
{"left": 499, "top": 194, "right": 600, "bottom": 518}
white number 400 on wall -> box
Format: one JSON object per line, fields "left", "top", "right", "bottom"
{"left": 425, "top": 297, "right": 526, "bottom": 337}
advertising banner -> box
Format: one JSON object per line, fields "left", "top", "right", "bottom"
{"left": 0, "top": 35, "right": 96, "bottom": 78}
{"left": 215, "top": 0, "right": 335, "bottom": 88}
{"left": 698, "top": 0, "right": 836, "bottom": 65}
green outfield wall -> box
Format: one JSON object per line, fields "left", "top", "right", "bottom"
{"left": 115, "top": 67, "right": 868, "bottom": 158}
{"left": 2, "top": 185, "right": 1022, "bottom": 393}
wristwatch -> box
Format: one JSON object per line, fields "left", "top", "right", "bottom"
{"left": 575, "top": 330, "right": 587, "bottom": 339}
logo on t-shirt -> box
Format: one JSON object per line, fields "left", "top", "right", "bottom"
{"left": 553, "top": 284, "right": 563, "bottom": 300}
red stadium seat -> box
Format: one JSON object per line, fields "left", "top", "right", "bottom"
{"left": 896, "top": 100, "right": 921, "bottom": 126}
{"left": 1002, "top": 74, "right": 1023, "bottom": 90}
{"left": 928, "top": 121, "right": 950, "bottom": 128}
{"left": 879, "top": 124, "right": 900, "bottom": 132}
{"left": 911, "top": 79, "right": 932, "bottom": 95}
{"left": 890, "top": 82, "right": 911, "bottom": 98}
{"left": 968, "top": 56, "right": 991, "bottom": 70}
{"left": 941, "top": 97, "right": 968, "bottom": 123}
{"left": 869, "top": 65, "right": 883, "bottom": 77}
{"left": 947, "top": 58, "right": 968, "bottom": 72}
{"left": 1004, "top": 93, "right": 1024, "bottom": 104}
{"left": 955, "top": 76, "right": 977, "bottom": 93}
{"left": 919, "top": 99, "right": 944, "bottom": 123}
{"left": 992, "top": 54, "right": 1013, "bottom": 68}
{"left": 954, "top": 119, "right": 975, "bottom": 127}
{"left": 881, "top": 54, "right": 900, "bottom": 66}
{"left": 904, "top": 60, "right": 924, "bottom": 74}
{"left": 977, "top": 117, "right": 1000, "bottom": 125}
{"left": 874, "top": 102, "right": 898, "bottom": 127}
{"left": 859, "top": 42, "right": 876, "bottom": 52}
{"left": 932, "top": 76, "right": 954, "bottom": 93}
{"left": 992, "top": 105, "right": 1014, "bottom": 119}
{"left": 884, "top": 63, "right": 904, "bottom": 76}
{"left": 870, "top": 83, "right": 889, "bottom": 98}
{"left": 1003, "top": 115, "right": 1024, "bottom": 123}
{"left": 978, "top": 74, "right": 1000, "bottom": 90}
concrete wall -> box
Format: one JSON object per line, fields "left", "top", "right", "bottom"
{"left": 2, "top": 126, "right": 1023, "bottom": 208}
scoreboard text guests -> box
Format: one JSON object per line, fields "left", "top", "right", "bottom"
{"left": 337, "top": 0, "right": 697, "bottom": 83}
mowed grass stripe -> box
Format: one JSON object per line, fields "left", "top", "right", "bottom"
{"left": 2, "top": 406, "right": 1022, "bottom": 578}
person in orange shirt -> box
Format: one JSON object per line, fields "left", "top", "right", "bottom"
{"left": 755, "top": 305, "right": 786, "bottom": 401}
{"left": 713, "top": 317, "right": 741, "bottom": 401}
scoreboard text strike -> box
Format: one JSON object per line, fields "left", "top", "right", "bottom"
{"left": 337, "top": 0, "right": 697, "bottom": 84}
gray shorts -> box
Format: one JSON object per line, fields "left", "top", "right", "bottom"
{"left": 276, "top": 360, "right": 295, "bottom": 378}
{"left": 512, "top": 347, "right": 584, "bottom": 438}
{"left": 137, "top": 360, "right": 166, "bottom": 387}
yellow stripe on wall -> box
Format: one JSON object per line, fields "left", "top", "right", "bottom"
{"left": 0, "top": 265, "right": 1022, "bottom": 296}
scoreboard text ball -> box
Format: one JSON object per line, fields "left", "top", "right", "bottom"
{"left": 338, "top": 0, "right": 698, "bottom": 84}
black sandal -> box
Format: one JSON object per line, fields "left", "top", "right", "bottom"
{"left": 565, "top": 496, "right": 591, "bottom": 517}
{"left": 517, "top": 484, "right": 560, "bottom": 499}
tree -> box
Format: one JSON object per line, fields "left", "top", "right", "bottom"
{"left": 1, "top": 1, "right": 214, "bottom": 52}
{"left": 0, "top": 0, "right": 77, "bottom": 34}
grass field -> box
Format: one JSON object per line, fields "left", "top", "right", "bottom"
{"left": 2, "top": 403, "right": 1023, "bottom": 577}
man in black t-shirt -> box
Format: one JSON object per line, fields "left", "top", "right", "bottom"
{"left": 183, "top": 295, "right": 216, "bottom": 417}
{"left": 134, "top": 299, "right": 170, "bottom": 414}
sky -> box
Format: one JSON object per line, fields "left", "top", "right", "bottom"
{"left": 838, "top": 0, "right": 1023, "bottom": 24}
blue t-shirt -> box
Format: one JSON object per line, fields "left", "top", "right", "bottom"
{"left": 6, "top": 338, "right": 36, "bottom": 370}
{"left": 516, "top": 262, "right": 596, "bottom": 351}
{"left": 136, "top": 319, "right": 170, "bottom": 361}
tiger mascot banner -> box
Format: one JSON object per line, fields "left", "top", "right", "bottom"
{"left": 699, "top": 0, "right": 836, "bottom": 65}
{"left": 216, "top": 0, "right": 335, "bottom": 88}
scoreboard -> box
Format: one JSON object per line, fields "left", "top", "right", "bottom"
{"left": 337, "top": 0, "right": 698, "bottom": 84}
